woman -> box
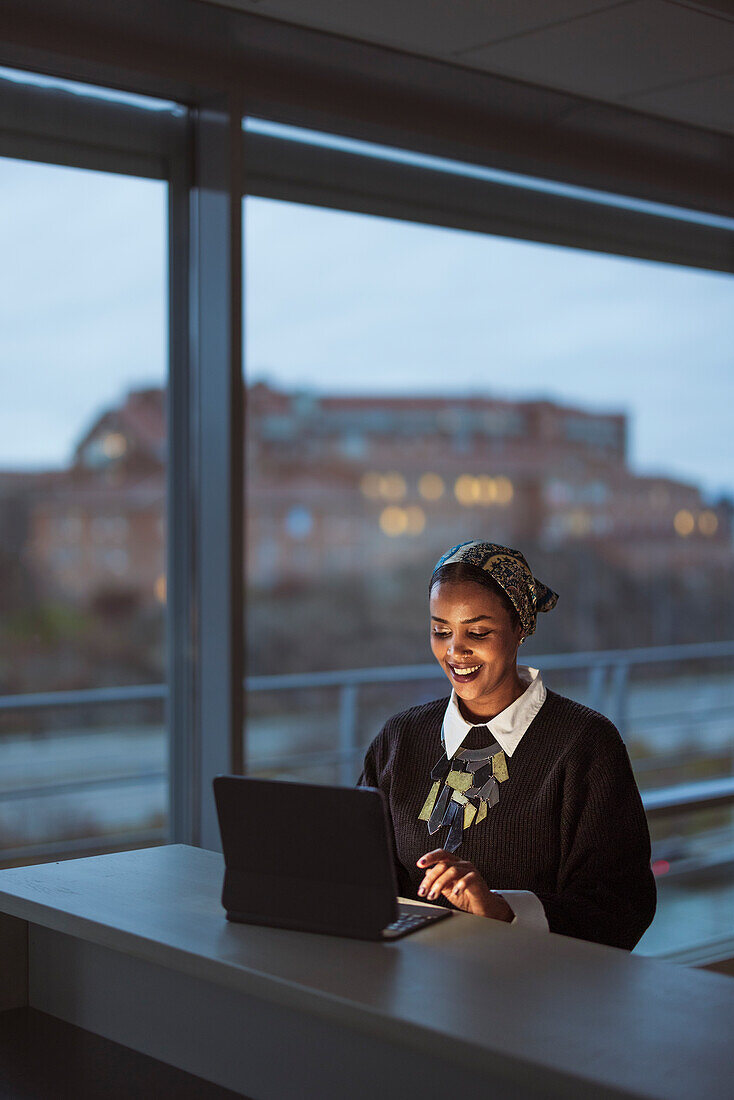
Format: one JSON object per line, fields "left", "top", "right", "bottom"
{"left": 358, "top": 540, "right": 656, "bottom": 950}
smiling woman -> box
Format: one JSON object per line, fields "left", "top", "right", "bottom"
{"left": 358, "top": 539, "right": 657, "bottom": 950}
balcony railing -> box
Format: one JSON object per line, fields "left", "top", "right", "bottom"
{"left": 1, "top": 640, "right": 734, "bottom": 863}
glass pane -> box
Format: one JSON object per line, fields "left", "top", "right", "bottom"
{"left": 0, "top": 154, "right": 168, "bottom": 867}
{"left": 244, "top": 178, "right": 734, "bottom": 959}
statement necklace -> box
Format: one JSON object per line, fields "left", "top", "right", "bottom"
{"left": 417, "top": 727, "right": 509, "bottom": 853}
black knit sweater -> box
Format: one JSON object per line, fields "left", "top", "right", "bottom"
{"left": 358, "top": 689, "right": 656, "bottom": 951}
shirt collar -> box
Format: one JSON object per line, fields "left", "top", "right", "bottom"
{"left": 441, "top": 666, "right": 546, "bottom": 760}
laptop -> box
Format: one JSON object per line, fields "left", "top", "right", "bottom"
{"left": 213, "top": 775, "right": 453, "bottom": 941}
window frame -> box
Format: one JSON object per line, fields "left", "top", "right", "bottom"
{"left": 0, "top": 75, "right": 244, "bottom": 851}
{"left": 242, "top": 127, "right": 734, "bottom": 275}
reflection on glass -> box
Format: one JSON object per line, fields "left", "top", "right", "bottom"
{"left": 0, "top": 154, "right": 168, "bottom": 866}
{"left": 243, "top": 191, "right": 734, "bottom": 957}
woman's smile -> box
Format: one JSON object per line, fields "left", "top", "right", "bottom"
{"left": 447, "top": 661, "right": 483, "bottom": 683}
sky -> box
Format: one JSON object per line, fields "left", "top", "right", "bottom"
{"left": 2, "top": 154, "right": 734, "bottom": 499}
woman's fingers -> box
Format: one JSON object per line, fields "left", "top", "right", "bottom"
{"left": 450, "top": 876, "right": 467, "bottom": 897}
{"left": 450, "top": 870, "right": 477, "bottom": 898}
{"left": 422, "top": 861, "right": 472, "bottom": 901}
{"left": 417, "top": 854, "right": 503, "bottom": 917}
{"left": 416, "top": 849, "right": 453, "bottom": 868}
{"left": 415, "top": 849, "right": 455, "bottom": 893}
{"left": 428, "top": 864, "right": 467, "bottom": 900}
{"left": 416, "top": 851, "right": 486, "bottom": 904}
{"left": 416, "top": 849, "right": 457, "bottom": 896}
{"left": 418, "top": 860, "right": 450, "bottom": 896}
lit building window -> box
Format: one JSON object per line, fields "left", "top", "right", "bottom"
{"left": 360, "top": 471, "right": 408, "bottom": 501}
{"left": 379, "top": 506, "right": 408, "bottom": 537}
{"left": 698, "top": 510, "right": 718, "bottom": 536}
{"left": 378, "top": 505, "right": 426, "bottom": 537}
{"left": 102, "top": 432, "right": 128, "bottom": 459}
{"left": 418, "top": 472, "right": 444, "bottom": 501}
{"left": 454, "top": 474, "right": 513, "bottom": 506}
{"left": 674, "top": 509, "right": 695, "bottom": 537}
{"left": 154, "top": 574, "right": 167, "bottom": 604}
{"left": 379, "top": 472, "right": 407, "bottom": 501}
{"left": 454, "top": 475, "right": 480, "bottom": 506}
{"left": 494, "top": 476, "right": 514, "bottom": 504}
{"left": 477, "top": 476, "right": 496, "bottom": 505}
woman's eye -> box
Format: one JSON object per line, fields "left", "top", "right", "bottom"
{"left": 431, "top": 630, "right": 451, "bottom": 638}
{"left": 469, "top": 631, "right": 490, "bottom": 638}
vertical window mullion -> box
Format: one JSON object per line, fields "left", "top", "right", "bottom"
{"left": 167, "top": 114, "right": 197, "bottom": 845}
{"left": 169, "top": 95, "right": 244, "bottom": 850}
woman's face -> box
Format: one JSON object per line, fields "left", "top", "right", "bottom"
{"left": 429, "top": 579, "right": 523, "bottom": 719}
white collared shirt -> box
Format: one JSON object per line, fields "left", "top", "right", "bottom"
{"left": 441, "top": 665, "right": 550, "bottom": 934}
{"left": 441, "top": 664, "right": 546, "bottom": 760}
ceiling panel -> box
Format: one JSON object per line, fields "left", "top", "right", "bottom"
{"left": 195, "top": 0, "right": 734, "bottom": 140}
{"left": 626, "top": 67, "right": 734, "bottom": 135}
{"left": 456, "top": 0, "right": 734, "bottom": 99}
{"left": 207, "top": 0, "right": 619, "bottom": 56}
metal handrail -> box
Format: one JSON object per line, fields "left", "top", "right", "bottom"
{"left": 643, "top": 776, "right": 734, "bottom": 818}
{"left": 246, "top": 639, "right": 734, "bottom": 692}
{"left": 0, "top": 829, "right": 166, "bottom": 865}
{"left": 0, "top": 769, "right": 166, "bottom": 801}
{"left": 0, "top": 638, "right": 732, "bottom": 712}
{"left": 0, "top": 683, "right": 166, "bottom": 712}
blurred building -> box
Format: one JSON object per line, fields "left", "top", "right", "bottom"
{"left": 10, "top": 389, "right": 166, "bottom": 610}
{"left": 6, "top": 382, "right": 731, "bottom": 604}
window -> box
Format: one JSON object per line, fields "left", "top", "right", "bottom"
{"left": 0, "top": 75, "right": 171, "bottom": 866}
{"left": 244, "top": 121, "right": 734, "bottom": 959}
{"left": 1, "top": 52, "right": 731, "bottom": 960}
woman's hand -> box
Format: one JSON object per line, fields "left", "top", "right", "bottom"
{"left": 416, "top": 849, "right": 514, "bottom": 921}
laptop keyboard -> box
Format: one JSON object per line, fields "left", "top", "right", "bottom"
{"left": 381, "top": 905, "right": 451, "bottom": 939}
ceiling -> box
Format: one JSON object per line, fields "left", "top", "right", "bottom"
{"left": 199, "top": 0, "right": 734, "bottom": 137}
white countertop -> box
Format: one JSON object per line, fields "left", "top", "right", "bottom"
{"left": 0, "top": 844, "right": 732, "bottom": 1100}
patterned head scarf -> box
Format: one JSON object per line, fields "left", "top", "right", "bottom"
{"left": 431, "top": 540, "right": 558, "bottom": 639}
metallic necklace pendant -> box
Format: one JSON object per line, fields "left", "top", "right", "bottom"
{"left": 446, "top": 801, "right": 464, "bottom": 851}
{"left": 492, "top": 750, "right": 509, "bottom": 783}
{"left": 427, "top": 783, "right": 453, "bottom": 834}
{"left": 418, "top": 780, "right": 441, "bottom": 822}
{"left": 430, "top": 753, "right": 451, "bottom": 781}
{"left": 463, "top": 801, "right": 477, "bottom": 829}
{"left": 419, "top": 744, "right": 509, "bottom": 851}
{"left": 456, "top": 743, "right": 501, "bottom": 762}
{"left": 465, "top": 761, "right": 492, "bottom": 792}
{"left": 445, "top": 769, "right": 472, "bottom": 793}
{"left": 477, "top": 775, "right": 500, "bottom": 806}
